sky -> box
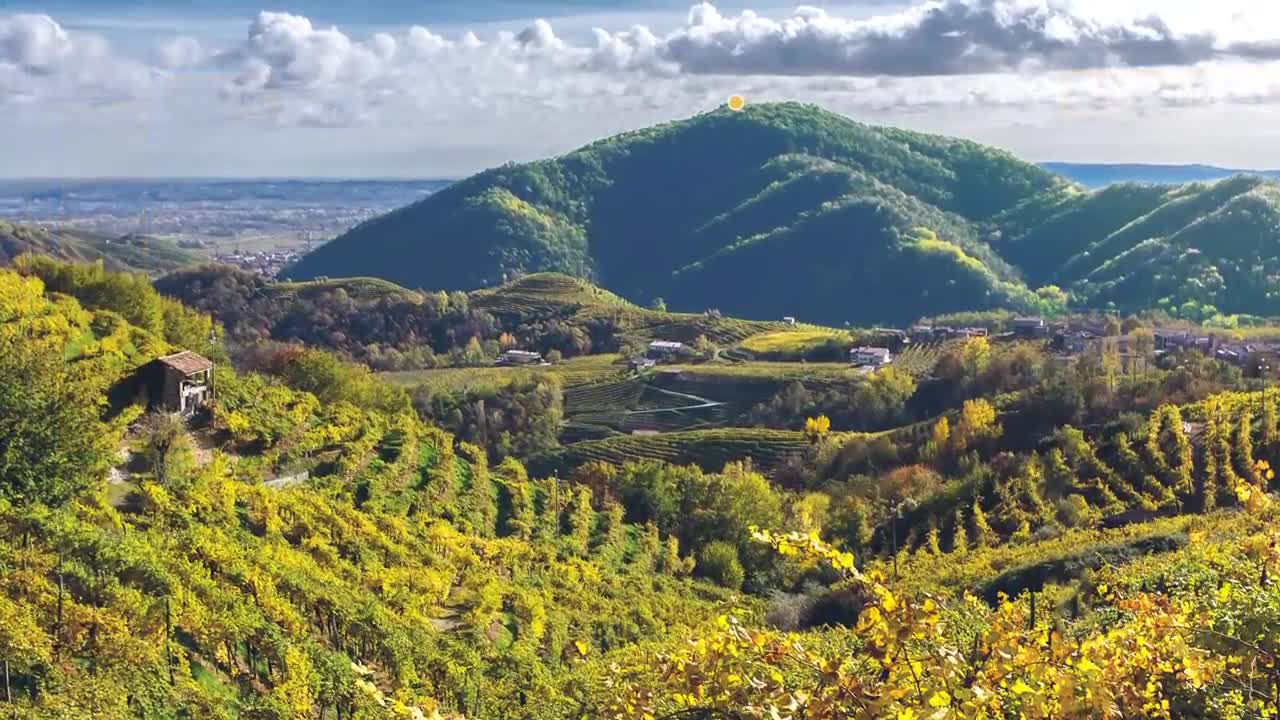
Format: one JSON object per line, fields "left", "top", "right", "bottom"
{"left": 7, "top": 0, "right": 1280, "bottom": 177}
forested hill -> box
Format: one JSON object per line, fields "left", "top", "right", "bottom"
{"left": 286, "top": 102, "right": 1062, "bottom": 326}
{"left": 287, "top": 103, "right": 1280, "bottom": 324}
{"left": 0, "top": 219, "right": 200, "bottom": 276}
{"left": 992, "top": 175, "right": 1280, "bottom": 319}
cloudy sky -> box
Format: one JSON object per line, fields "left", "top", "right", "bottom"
{"left": 6, "top": 0, "right": 1280, "bottom": 177}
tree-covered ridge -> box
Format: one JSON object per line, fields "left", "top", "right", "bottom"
{"left": 0, "top": 220, "right": 200, "bottom": 277}
{"left": 993, "top": 174, "right": 1280, "bottom": 319}
{"left": 283, "top": 101, "right": 1280, "bottom": 323}
{"left": 287, "top": 102, "right": 1061, "bottom": 325}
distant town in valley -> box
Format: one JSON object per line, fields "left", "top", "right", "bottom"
{"left": 0, "top": 179, "right": 451, "bottom": 273}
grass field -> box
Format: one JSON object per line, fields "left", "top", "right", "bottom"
{"left": 381, "top": 354, "right": 626, "bottom": 394}
{"left": 739, "top": 328, "right": 852, "bottom": 355}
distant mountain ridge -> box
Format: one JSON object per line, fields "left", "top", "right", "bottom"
{"left": 287, "top": 103, "right": 1280, "bottom": 323}
{"left": 1044, "top": 162, "right": 1280, "bottom": 187}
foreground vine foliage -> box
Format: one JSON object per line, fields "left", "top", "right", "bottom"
{"left": 603, "top": 526, "right": 1280, "bottom": 719}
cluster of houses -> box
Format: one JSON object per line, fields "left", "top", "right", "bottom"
{"left": 848, "top": 314, "right": 1280, "bottom": 373}
{"left": 1048, "top": 322, "right": 1280, "bottom": 373}
{"left": 214, "top": 249, "right": 301, "bottom": 277}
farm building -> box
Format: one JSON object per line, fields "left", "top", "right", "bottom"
{"left": 1013, "top": 317, "right": 1048, "bottom": 338}
{"left": 138, "top": 351, "right": 214, "bottom": 416}
{"left": 850, "top": 347, "right": 892, "bottom": 367}
{"left": 629, "top": 356, "right": 657, "bottom": 371}
{"left": 497, "top": 349, "right": 544, "bottom": 366}
{"left": 647, "top": 341, "right": 686, "bottom": 359}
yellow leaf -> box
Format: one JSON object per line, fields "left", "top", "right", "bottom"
{"left": 1076, "top": 657, "right": 1100, "bottom": 674}
{"left": 575, "top": 640, "right": 590, "bottom": 656}
{"left": 1011, "top": 679, "right": 1034, "bottom": 695}
{"left": 928, "top": 690, "right": 952, "bottom": 707}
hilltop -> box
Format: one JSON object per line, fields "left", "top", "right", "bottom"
{"left": 0, "top": 219, "right": 200, "bottom": 276}
{"left": 287, "top": 102, "right": 1060, "bottom": 325}
{"left": 286, "top": 103, "right": 1280, "bottom": 324}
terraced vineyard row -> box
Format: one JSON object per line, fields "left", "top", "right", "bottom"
{"left": 563, "top": 377, "right": 646, "bottom": 412}
{"left": 531, "top": 428, "right": 823, "bottom": 476}
{"left": 469, "top": 272, "right": 796, "bottom": 346}
{"left": 571, "top": 405, "right": 732, "bottom": 434}
{"left": 893, "top": 341, "right": 951, "bottom": 377}
{"left": 381, "top": 354, "right": 626, "bottom": 394}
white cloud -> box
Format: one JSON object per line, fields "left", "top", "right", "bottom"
{"left": 197, "top": 3, "right": 1280, "bottom": 130}
{"left": 152, "top": 36, "right": 204, "bottom": 71}
{"left": 11, "top": 3, "right": 1280, "bottom": 175}
{"left": 0, "top": 14, "right": 152, "bottom": 103}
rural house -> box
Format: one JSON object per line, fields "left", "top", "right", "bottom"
{"left": 850, "top": 346, "right": 892, "bottom": 367}
{"left": 1013, "top": 316, "right": 1047, "bottom": 338}
{"left": 647, "top": 340, "right": 685, "bottom": 360}
{"left": 497, "top": 349, "right": 544, "bottom": 366}
{"left": 140, "top": 351, "right": 214, "bottom": 416}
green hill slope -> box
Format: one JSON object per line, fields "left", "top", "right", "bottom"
{"left": 994, "top": 175, "right": 1280, "bottom": 316}
{"left": 0, "top": 220, "right": 200, "bottom": 276}
{"left": 0, "top": 262, "right": 737, "bottom": 719}
{"left": 288, "top": 103, "right": 1060, "bottom": 325}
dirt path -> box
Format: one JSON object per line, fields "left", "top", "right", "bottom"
{"left": 620, "top": 386, "right": 724, "bottom": 415}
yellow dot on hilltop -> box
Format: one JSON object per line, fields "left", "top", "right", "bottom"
{"left": 727, "top": 95, "right": 746, "bottom": 112}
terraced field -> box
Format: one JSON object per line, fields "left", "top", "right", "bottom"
{"left": 894, "top": 341, "right": 952, "bottom": 377}
{"left": 529, "top": 427, "right": 839, "bottom": 476}
{"left": 470, "top": 273, "right": 633, "bottom": 316}
{"left": 563, "top": 376, "right": 734, "bottom": 435}
{"left": 267, "top": 276, "right": 422, "bottom": 301}
{"left": 562, "top": 376, "right": 645, "bottom": 410}
{"left": 469, "top": 273, "right": 791, "bottom": 345}
{"left": 381, "top": 354, "right": 625, "bottom": 394}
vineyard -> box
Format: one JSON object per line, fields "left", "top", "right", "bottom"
{"left": 892, "top": 340, "right": 951, "bottom": 377}
{"left": 266, "top": 276, "right": 422, "bottom": 301}
{"left": 562, "top": 376, "right": 646, "bottom": 411}
{"left": 563, "top": 377, "right": 734, "bottom": 435}
{"left": 529, "top": 427, "right": 835, "bottom": 476}
{"left": 468, "top": 272, "right": 794, "bottom": 345}
{"left": 381, "top": 353, "right": 626, "bottom": 394}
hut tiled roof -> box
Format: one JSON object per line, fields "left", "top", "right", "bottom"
{"left": 157, "top": 350, "right": 213, "bottom": 375}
